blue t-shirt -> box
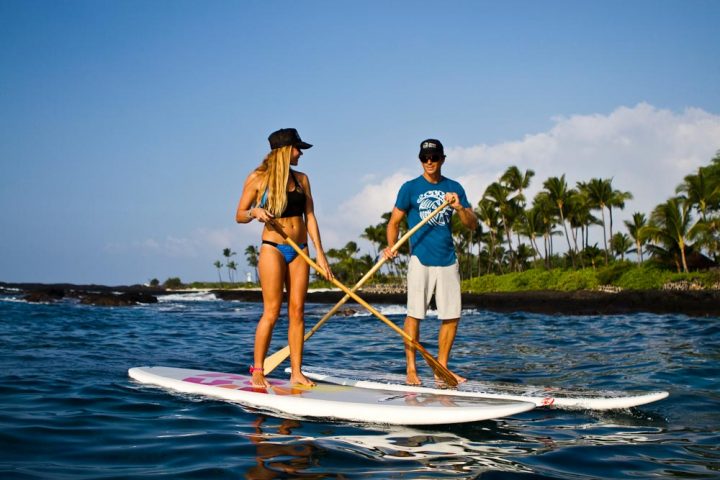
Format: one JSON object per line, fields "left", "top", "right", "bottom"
{"left": 394, "top": 175, "right": 471, "bottom": 266}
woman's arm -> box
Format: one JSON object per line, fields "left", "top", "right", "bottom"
{"left": 299, "top": 173, "right": 333, "bottom": 280}
{"left": 235, "top": 172, "right": 273, "bottom": 224}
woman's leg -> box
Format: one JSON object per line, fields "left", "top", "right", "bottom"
{"left": 285, "top": 248, "right": 314, "bottom": 386}
{"left": 252, "top": 244, "right": 286, "bottom": 388}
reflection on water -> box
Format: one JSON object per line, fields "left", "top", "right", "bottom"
{"left": 245, "top": 417, "right": 320, "bottom": 479}
{"left": 243, "top": 416, "right": 533, "bottom": 478}
{"left": 241, "top": 407, "right": 684, "bottom": 479}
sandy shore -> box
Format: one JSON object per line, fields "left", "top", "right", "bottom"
{"left": 2, "top": 282, "right": 718, "bottom": 317}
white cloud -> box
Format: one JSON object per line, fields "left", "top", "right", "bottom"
{"left": 447, "top": 103, "right": 720, "bottom": 217}
{"left": 322, "top": 103, "right": 720, "bottom": 252}
{"left": 321, "top": 170, "right": 415, "bottom": 247}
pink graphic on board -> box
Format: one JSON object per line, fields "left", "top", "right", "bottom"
{"left": 183, "top": 371, "right": 287, "bottom": 393}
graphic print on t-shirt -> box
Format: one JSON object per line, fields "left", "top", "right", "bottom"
{"left": 418, "top": 190, "right": 452, "bottom": 226}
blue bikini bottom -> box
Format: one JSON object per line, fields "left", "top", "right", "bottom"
{"left": 262, "top": 240, "right": 307, "bottom": 264}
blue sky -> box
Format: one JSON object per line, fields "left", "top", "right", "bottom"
{"left": 1, "top": 1, "right": 719, "bottom": 285}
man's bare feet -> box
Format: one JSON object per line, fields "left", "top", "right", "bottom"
{"left": 406, "top": 371, "right": 422, "bottom": 385}
{"left": 290, "top": 371, "right": 315, "bottom": 387}
{"left": 434, "top": 371, "right": 467, "bottom": 386}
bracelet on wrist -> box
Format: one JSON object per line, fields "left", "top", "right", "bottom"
{"left": 247, "top": 208, "right": 254, "bottom": 220}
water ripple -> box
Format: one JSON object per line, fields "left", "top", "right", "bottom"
{"left": 0, "top": 297, "right": 718, "bottom": 478}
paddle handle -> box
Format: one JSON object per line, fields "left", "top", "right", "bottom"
{"left": 263, "top": 200, "right": 451, "bottom": 374}
{"left": 268, "top": 220, "right": 458, "bottom": 387}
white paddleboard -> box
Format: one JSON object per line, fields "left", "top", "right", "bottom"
{"left": 128, "top": 366, "right": 535, "bottom": 425}
{"left": 292, "top": 366, "right": 669, "bottom": 411}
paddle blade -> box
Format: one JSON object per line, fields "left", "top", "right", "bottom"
{"left": 263, "top": 345, "right": 290, "bottom": 374}
{"left": 415, "top": 342, "right": 458, "bottom": 387}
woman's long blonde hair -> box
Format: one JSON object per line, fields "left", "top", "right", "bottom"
{"left": 254, "top": 145, "right": 293, "bottom": 217}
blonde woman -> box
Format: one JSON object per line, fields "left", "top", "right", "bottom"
{"left": 236, "top": 128, "right": 332, "bottom": 388}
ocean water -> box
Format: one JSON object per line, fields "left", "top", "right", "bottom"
{"left": 1, "top": 291, "right": 718, "bottom": 479}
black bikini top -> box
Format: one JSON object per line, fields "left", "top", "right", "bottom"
{"left": 279, "top": 170, "right": 306, "bottom": 218}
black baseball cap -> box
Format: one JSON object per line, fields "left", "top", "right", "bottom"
{"left": 419, "top": 138, "right": 444, "bottom": 159}
{"left": 268, "top": 128, "right": 313, "bottom": 150}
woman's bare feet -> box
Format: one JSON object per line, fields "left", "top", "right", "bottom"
{"left": 251, "top": 370, "right": 270, "bottom": 389}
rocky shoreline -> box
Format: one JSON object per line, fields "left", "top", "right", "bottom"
{"left": 2, "top": 282, "right": 719, "bottom": 317}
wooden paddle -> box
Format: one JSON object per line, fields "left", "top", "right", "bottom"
{"left": 266, "top": 218, "right": 459, "bottom": 387}
{"left": 263, "top": 200, "right": 451, "bottom": 374}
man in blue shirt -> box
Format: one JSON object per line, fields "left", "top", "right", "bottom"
{"left": 383, "top": 139, "right": 478, "bottom": 385}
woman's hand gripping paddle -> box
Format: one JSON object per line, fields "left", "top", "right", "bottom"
{"left": 265, "top": 217, "right": 459, "bottom": 387}
{"left": 263, "top": 200, "right": 451, "bottom": 375}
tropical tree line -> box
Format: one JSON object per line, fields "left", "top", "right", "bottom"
{"left": 213, "top": 248, "right": 243, "bottom": 285}
{"left": 227, "top": 151, "right": 718, "bottom": 287}
{"left": 324, "top": 151, "right": 720, "bottom": 284}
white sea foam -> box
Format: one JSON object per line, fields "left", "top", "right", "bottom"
{"left": 350, "top": 306, "right": 479, "bottom": 318}
{"left": 157, "top": 292, "right": 218, "bottom": 303}
{"left": 0, "top": 296, "right": 27, "bottom": 304}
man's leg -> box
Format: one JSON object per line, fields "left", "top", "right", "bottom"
{"left": 404, "top": 316, "right": 421, "bottom": 385}
{"left": 435, "top": 261, "right": 466, "bottom": 384}
{"left": 438, "top": 318, "right": 466, "bottom": 384}
{"left": 405, "top": 256, "right": 429, "bottom": 385}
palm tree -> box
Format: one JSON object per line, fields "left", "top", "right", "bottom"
{"left": 543, "top": 175, "right": 576, "bottom": 268}
{"left": 624, "top": 212, "right": 648, "bottom": 263}
{"left": 531, "top": 191, "right": 558, "bottom": 268}
{"left": 676, "top": 168, "right": 720, "bottom": 222}
{"left": 222, "top": 248, "right": 236, "bottom": 282}
{"left": 451, "top": 214, "right": 480, "bottom": 278}
{"left": 361, "top": 223, "right": 386, "bottom": 259}
{"left": 565, "top": 191, "right": 592, "bottom": 267}
{"left": 578, "top": 178, "right": 612, "bottom": 265}
{"left": 610, "top": 232, "right": 633, "bottom": 261}
{"left": 501, "top": 166, "right": 535, "bottom": 204}
{"left": 608, "top": 183, "right": 633, "bottom": 245}
{"left": 677, "top": 167, "right": 720, "bottom": 261}
{"left": 213, "top": 260, "right": 224, "bottom": 285}
{"left": 327, "top": 241, "right": 362, "bottom": 283}
{"left": 244, "top": 245, "right": 259, "bottom": 283}
{"left": 645, "top": 197, "right": 701, "bottom": 272}
{"left": 226, "top": 260, "right": 238, "bottom": 283}
{"left": 517, "top": 207, "right": 544, "bottom": 265}
{"left": 484, "top": 182, "right": 519, "bottom": 271}
{"left": 476, "top": 198, "right": 501, "bottom": 273}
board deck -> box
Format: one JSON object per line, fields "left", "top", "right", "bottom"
{"left": 291, "top": 366, "right": 669, "bottom": 410}
{"left": 128, "top": 366, "right": 535, "bottom": 425}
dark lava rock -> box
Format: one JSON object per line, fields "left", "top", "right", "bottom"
{"left": 23, "top": 288, "right": 66, "bottom": 303}
{"left": 79, "top": 292, "right": 158, "bottom": 307}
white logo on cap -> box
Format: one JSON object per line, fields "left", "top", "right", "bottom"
{"left": 422, "top": 142, "right": 437, "bottom": 149}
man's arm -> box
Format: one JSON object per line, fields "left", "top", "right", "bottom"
{"left": 445, "top": 192, "right": 478, "bottom": 230}
{"left": 383, "top": 207, "right": 407, "bottom": 259}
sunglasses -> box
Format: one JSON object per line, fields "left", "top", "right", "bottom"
{"left": 420, "top": 154, "right": 444, "bottom": 163}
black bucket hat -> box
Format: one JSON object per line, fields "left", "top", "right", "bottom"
{"left": 268, "top": 128, "right": 313, "bottom": 150}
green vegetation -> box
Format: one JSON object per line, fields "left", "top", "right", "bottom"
{"left": 461, "top": 265, "right": 718, "bottom": 292}
{"left": 163, "top": 277, "right": 183, "bottom": 289}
